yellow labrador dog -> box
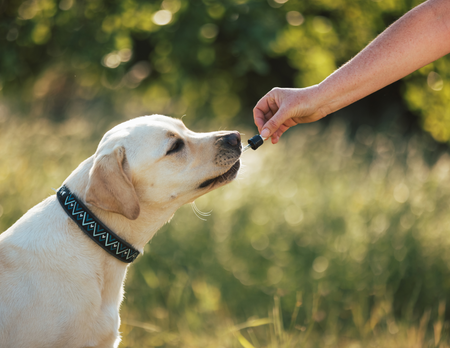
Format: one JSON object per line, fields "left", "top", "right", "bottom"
{"left": 0, "top": 115, "right": 241, "bottom": 348}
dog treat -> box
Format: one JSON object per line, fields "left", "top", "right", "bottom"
{"left": 242, "top": 134, "right": 266, "bottom": 152}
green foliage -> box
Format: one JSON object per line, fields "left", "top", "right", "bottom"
{"left": 2, "top": 0, "right": 450, "bottom": 142}
{"left": 404, "top": 61, "right": 450, "bottom": 143}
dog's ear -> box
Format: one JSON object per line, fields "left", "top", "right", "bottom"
{"left": 86, "top": 146, "right": 140, "bottom": 220}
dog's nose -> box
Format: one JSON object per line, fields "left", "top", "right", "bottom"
{"left": 224, "top": 132, "right": 241, "bottom": 148}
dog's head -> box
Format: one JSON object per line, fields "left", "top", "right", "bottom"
{"left": 84, "top": 115, "right": 241, "bottom": 220}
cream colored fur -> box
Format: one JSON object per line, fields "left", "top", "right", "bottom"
{"left": 0, "top": 115, "right": 241, "bottom": 348}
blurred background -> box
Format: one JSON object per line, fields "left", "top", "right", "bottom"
{"left": 1, "top": 0, "right": 450, "bottom": 346}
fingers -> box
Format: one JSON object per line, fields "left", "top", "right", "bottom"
{"left": 254, "top": 97, "right": 273, "bottom": 131}
{"left": 254, "top": 87, "right": 303, "bottom": 141}
{"left": 257, "top": 111, "right": 273, "bottom": 134}
{"left": 254, "top": 88, "right": 295, "bottom": 139}
{"left": 267, "top": 96, "right": 280, "bottom": 116}
{"left": 253, "top": 89, "right": 281, "bottom": 134}
{"left": 259, "top": 106, "right": 289, "bottom": 139}
{"left": 271, "top": 123, "right": 290, "bottom": 144}
{"left": 253, "top": 109, "right": 266, "bottom": 133}
{"left": 253, "top": 86, "right": 326, "bottom": 144}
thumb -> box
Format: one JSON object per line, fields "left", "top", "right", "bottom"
{"left": 260, "top": 108, "right": 288, "bottom": 139}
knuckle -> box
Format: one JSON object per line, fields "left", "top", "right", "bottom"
{"left": 267, "top": 118, "right": 279, "bottom": 130}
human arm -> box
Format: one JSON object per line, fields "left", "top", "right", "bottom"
{"left": 254, "top": 0, "right": 450, "bottom": 143}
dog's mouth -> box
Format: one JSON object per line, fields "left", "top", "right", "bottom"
{"left": 199, "top": 160, "right": 241, "bottom": 189}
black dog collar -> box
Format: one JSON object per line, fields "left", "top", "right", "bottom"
{"left": 57, "top": 185, "right": 139, "bottom": 263}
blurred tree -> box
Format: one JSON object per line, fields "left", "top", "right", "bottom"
{"left": 1, "top": 0, "right": 449, "bottom": 141}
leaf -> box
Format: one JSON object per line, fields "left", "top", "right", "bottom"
{"left": 229, "top": 318, "right": 272, "bottom": 333}
{"left": 235, "top": 332, "right": 256, "bottom": 348}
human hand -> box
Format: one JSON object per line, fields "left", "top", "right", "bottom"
{"left": 253, "top": 86, "right": 329, "bottom": 144}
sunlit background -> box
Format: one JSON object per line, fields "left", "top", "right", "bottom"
{"left": 2, "top": 0, "right": 450, "bottom": 347}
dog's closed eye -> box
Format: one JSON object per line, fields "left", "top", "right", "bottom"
{"left": 166, "top": 139, "right": 184, "bottom": 155}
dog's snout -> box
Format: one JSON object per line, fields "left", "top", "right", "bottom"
{"left": 224, "top": 132, "right": 241, "bottom": 148}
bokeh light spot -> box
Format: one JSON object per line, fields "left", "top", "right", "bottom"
{"left": 102, "top": 52, "right": 121, "bottom": 69}
{"left": 18, "top": 1, "right": 38, "bottom": 20}
{"left": 286, "top": 11, "right": 304, "bottom": 26}
{"left": 427, "top": 71, "right": 443, "bottom": 91}
{"left": 6, "top": 28, "right": 19, "bottom": 42}
{"left": 313, "top": 256, "right": 329, "bottom": 273}
{"left": 394, "top": 183, "right": 410, "bottom": 203}
{"left": 152, "top": 10, "right": 172, "bottom": 26}
{"left": 284, "top": 205, "right": 304, "bottom": 226}
{"left": 162, "top": 0, "right": 181, "bottom": 13}
{"left": 251, "top": 234, "right": 269, "bottom": 251}
{"left": 59, "top": 0, "right": 73, "bottom": 11}
{"left": 200, "top": 23, "right": 219, "bottom": 39}
{"left": 313, "top": 16, "right": 332, "bottom": 33}
{"left": 267, "top": 266, "right": 283, "bottom": 284}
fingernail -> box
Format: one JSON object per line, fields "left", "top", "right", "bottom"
{"left": 260, "top": 129, "right": 270, "bottom": 139}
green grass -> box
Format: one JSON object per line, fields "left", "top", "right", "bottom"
{"left": 1, "top": 115, "right": 450, "bottom": 347}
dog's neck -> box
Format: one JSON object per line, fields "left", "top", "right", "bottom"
{"left": 63, "top": 156, "right": 178, "bottom": 254}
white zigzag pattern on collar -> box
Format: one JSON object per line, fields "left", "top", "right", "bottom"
{"left": 59, "top": 187, "right": 139, "bottom": 262}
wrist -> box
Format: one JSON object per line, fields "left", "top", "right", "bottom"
{"left": 306, "top": 83, "right": 335, "bottom": 117}
{"left": 315, "top": 74, "right": 352, "bottom": 116}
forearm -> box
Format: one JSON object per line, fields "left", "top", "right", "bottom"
{"left": 318, "top": 0, "right": 450, "bottom": 115}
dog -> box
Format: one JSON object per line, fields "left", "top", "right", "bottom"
{"left": 0, "top": 115, "right": 241, "bottom": 348}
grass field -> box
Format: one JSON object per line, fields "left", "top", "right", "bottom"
{"left": 1, "top": 115, "right": 450, "bottom": 347}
